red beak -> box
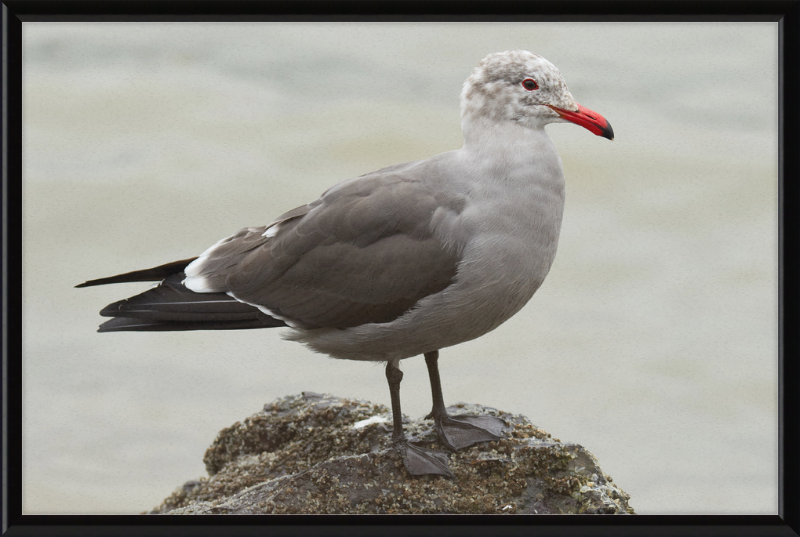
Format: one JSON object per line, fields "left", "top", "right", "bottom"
{"left": 547, "top": 103, "right": 614, "bottom": 140}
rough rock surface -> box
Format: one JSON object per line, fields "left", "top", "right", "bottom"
{"left": 148, "top": 393, "right": 634, "bottom": 515}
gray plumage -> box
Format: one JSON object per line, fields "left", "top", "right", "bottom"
{"left": 78, "top": 51, "right": 613, "bottom": 477}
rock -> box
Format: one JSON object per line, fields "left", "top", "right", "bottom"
{"left": 147, "top": 393, "right": 634, "bottom": 514}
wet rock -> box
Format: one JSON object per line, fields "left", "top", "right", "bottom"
{"left": 147, "top": 393, "right": 634, "bottom": 514}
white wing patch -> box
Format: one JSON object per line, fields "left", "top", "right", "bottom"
{"left": 183, "top": 227, "right": 273, "bottom": 293}
{"left": 262, "top": 223, "right": 281, "bottom": 238}
{"left": 183, "top": 275, "right": 217, "bottom": 293}
{"left": 182, "top": 232, "right": 239, "bottom": 292}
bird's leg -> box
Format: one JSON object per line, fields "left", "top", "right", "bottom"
{"left": 385, "top": 359, "right": 453, "bottom": 478}
{"left": 424, "top": 350, "right": 506, "bottom": 452}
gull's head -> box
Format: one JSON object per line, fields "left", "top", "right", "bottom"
{"left": 461, "top": 50, "right": 613, "bottom": 140}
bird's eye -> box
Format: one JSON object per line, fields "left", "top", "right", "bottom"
{"left": 521, "top": 78, "right": 539, "bottom": 91}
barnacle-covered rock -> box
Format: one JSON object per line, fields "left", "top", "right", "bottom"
{"left": 147, "top": 393, "right": 634, "bottom": 515}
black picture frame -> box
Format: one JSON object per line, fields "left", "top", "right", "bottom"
{"left": 2, "top": 1, "right": 798, "bottom": 536}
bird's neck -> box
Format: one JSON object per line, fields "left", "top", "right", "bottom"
{"left": 460, "top": 115, "right": 563, "bottom": 182}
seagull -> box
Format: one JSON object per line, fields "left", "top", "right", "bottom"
{"left": 77, "top": 50, "right": 613, "bottom": 478}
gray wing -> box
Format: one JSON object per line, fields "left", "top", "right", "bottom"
{"left": 184, "top": 173, "right": 465, "bottom": 329}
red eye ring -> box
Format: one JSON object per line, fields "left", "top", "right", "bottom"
{"left": 522, "top": 78, "right": 538, "bottom": 91}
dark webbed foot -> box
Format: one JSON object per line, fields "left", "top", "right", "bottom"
{"left": 385, "top": 360, "right": 454, "bottom": 478}
{"left": 427, "top": 412, "right": 506, "bottom": 452}
{"left": 423, "top": 350, "right": 507, "bottom": 452}
{"left": 394, "top": 440, "right": 454, "bottom": 478}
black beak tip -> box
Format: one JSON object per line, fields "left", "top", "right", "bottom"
{"left": 601, "top": 121, "right": 614, "bottom": 141}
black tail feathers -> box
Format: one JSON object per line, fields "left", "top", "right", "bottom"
{"left": 79, "top": 262, "right": 286, "bottom": 332}
{"left": 76, "top": 258, "right": 198, "bottom": 288}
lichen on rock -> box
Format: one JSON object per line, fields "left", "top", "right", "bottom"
{"left": 147, "top": 392, "right": 634, "bottom": 515}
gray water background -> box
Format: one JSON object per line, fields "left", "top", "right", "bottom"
{"left": 22, "top": 22, "right": 778, "bottom": 514}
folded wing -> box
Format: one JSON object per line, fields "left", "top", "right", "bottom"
{"left": 184, "top": 174, "right": 465, "bottom": 329}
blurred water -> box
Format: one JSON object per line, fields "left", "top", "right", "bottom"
{"left": 22, "top": 22, "right": 778, "bottom": 514}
